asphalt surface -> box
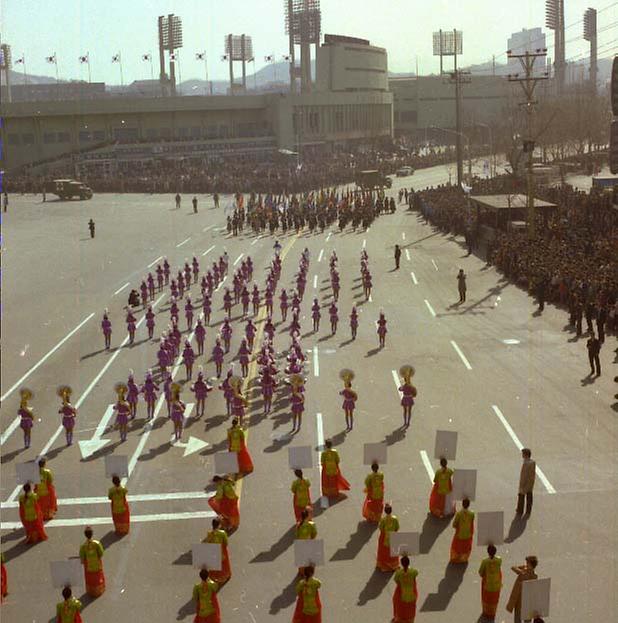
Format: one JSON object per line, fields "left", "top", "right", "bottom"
{"left": 1, "top": 161, "right": 616, "bottom": 623}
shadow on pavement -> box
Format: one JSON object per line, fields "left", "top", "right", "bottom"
{"left": 251, "top": 525, "right": 296, "bottom": 563}
{"left": 330, "top": 521, "right": 376, "bottom": 562}
{"left": 100, "top": 530, "right": 125, "bottom": 550}
{"left": 504, "top": 514, "right": 528, "bottom": 543}
{"left": 419, "top": 513, "right": 450, "bottom": 554}
{"left": 420, "top": 562, "right": 468, "bottom": 611}
{"left": 357, "top": 567, "right": 392, "bottom": 605}
{"left": 269, "top": 574, "right": 298, "bottom": 614}
{"left": 172, "top": 549, "right": 192, "bottom": 565}
{"left": 176, "top": 596, "right": 195, "bottom": 620}
{"left": 384, "top": 427, "right": 406, "bottom": 446}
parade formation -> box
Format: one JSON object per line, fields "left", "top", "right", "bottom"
{"left": 1, "top": 163, "right": 615, "bottom": 623}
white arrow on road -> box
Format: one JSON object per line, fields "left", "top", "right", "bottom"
{"left": 169, "top": 403, "right": 209, "bottom": 456}
{"left": 78, "top": 404, "right": 115, "bottom": 459}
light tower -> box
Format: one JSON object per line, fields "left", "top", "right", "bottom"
{"left": 583, "top": 7, "right": 597, "bottom": 96}
{"left": 546, "top": 0, "right": 565, "bottom": 93}
{"left": 284, "top": 0, "right": 321, "bottom": 93}
{"left": 223, "top": 35, "right": 253, "bottom": 94}
{"left": 158, "top": 14, "right": 183, "bottom": 96}
{"left": 0, "top": 43, "right": 12, "bottom": 103}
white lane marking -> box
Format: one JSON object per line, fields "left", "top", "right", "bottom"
{"left": 326, "top": 232, "right": 332, "bottom": 242}
{"left": 402, "top": 232, "right": 406, "bottom": 240}
{"left": 362, "top": 239, "right": 366, "bottom": 249}
{"left": 202, "top": 245, "right": 215, "bottom": 256}
{"left": 502, "top": 339, "right": 520, "bottom": 345}
{"left": 148, "top": 255, "right": 163, "bottom": 268}
{"left": 491, "top": 405, "right": 556, "bottom": 494}
{"left": 4, "top": 295, "right": 166, "bottom": 504}
{"left": 113, "top": 282, "right": 130, "bottom": 296}
{"left": 450, "top": 340, "right": 472, "bottom": 370}
{"left": 368, "top": 294, "right": 373, "bottom": 302}
{"left": 391, "top": 370, "right": 403, "bottom": 399}
{"left": 431, "top": 259, "right": 439, "bottom": 271}
{"left": 176, "top": 237, "right": 191, "bottom": 248}
{"left": 424, "top": 299, "right": 436, "bottom": 317}
{"left": 316, "top": 412, "right": 328, "bottom": 509}
{"left": 313, "top": 346, "right": 320, "bottom": 377}
{"left": 318, "top": 249, "right": 324, "bottom": 263}
{"left": 251, "top": 236, "right": 261, "bottom": 246}
{"left": 1, "top": 490, "right": 212, "bottom": 509}
{"left": 203, "top": 224, "right": 215, "bottom": 232}
{"left": 405, "top": 249, "right": 410, "bottom": 261}
{"left": 0, "top": 312, "right": 95, "bottom": 442}
{"left": 411, "top": 272, "right": 418, "bottom": 285}
{"left": 420, "top": 450, "right": 434, "bottom": 482}
{"left": 215, "top": 276, "right": 227, "bottom": 292}
{"left": 0, "top": 510, "right": 217, "bottom": 530}
{"left": 313, "top": 275, "right": 318, "bottom": 289}
{"left": 233, "top": 253, "right": 244, "bottom": 266}
{"left": 77, "top": 404, "right": 115, "bottom": 458}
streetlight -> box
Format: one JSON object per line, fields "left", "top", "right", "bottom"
{"left": 430, "top": 125, "right": 471, "bottom": 183}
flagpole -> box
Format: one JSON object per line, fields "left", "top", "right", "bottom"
{"left": 87, "top": 51, "right": 91, "bottom": 83}
{"left": 22, "top": 55, "right": 27, "bottom": 85}
{"left": 54, "top": 52, "right": 59, "bottom": 83}
{"left": 204, "top": 56, "right": 208, "bottom": 95}
{"left": 150, "top": 56, "right": 154, "bottom": 81}
{"left": 119, "top": 53, "right": 124, "bottom": 86}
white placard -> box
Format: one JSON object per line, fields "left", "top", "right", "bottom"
{"left": 363, "top": 442, "right": 387, "bottom": 465}
{"left": 104, "top": 455, "right": 129, "bottom": 478}
{"left": 191, "top": 543, "right": 222, "bottom": 570}
{"left": 522, "top": 578, "right": 551, "bottom": 619}
{"left": 289, "top": 446, "right": 313, "bottom": 469}
{"left": 389, "top": 532, "right": 420, "bottom": 557}
{"left": 50, "top": 559, "right": 83, "bottom": 589}
{"left": 294, "top": 539, "right": 325, "bottom": 567}
{"left": 214, "top": 451, "right": 239, "bottom": 474}
{"left": 477, "top": 511, "right": 504, "bottom": 546}
{"left": 434, "top": 430, "right": 458, "bottom": 460}
{"left": 16, "top": 461, "right": 40, "bottom": 485}
{"left": 451, "top": 469, "right": 477, "bottom": 501}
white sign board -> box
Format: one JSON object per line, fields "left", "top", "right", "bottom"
{"left": 522, "top": 578, "right": 551, "bottom": 620}
{"left": 16, "top": 461, "right": 40, "bottom": 485}
{"left": 104, "top": 455, "right": 129, "bottom": 478}
{"left": 363, "top": 442, "right": 387, "bottom": 465}
{"left": 214, "top": 451, "right": 239, "bottom": 474}
{"left": 288, "top": 446, "right": 313, "bottom": 469}
{"left": 50, "top": 559, "right": 83, "bottom": 589}
{"left": 434, "top": 430, "right": 458, "bottom": 460}
{"left": 452, "top": 469, "right": 477, "bottom": 501}
{"left": 389, "top": 532, "right": 420, "bottom": 557}
{"left": 191, "top": 543, "right": 222, "bottom": 570}
{"left": 294, "top": 539, "right": 325, "bottom": 567}
{"left": 477, "top": 511, "right": 504, "bottom": 546}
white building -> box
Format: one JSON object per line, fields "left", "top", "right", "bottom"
{"left": 507, "top": 28, "right": 547, "bottom": 68}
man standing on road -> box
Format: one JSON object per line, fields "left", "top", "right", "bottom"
{"left": 586, "top": 332, "right": 601, "bottom": 376}
{"left": 88, "top": 219, "right": 95, "bottom": 238}
{"left": 2, "top": 191, "right": 8, "bottom": 212}
{"left": 506, "top": 555, "right": 538, "bottom": 623}
{"left": 192, "top": 196, "right": 198, "bottom": 213}
{"left": 394, "top": 244, "right": 401, "bottom": 270}
{"left": 457, "top": 268, "right": 467, "bottom": 303}
{"left": 516, "top": 448, "right": 535, "bottom": 516}
{"left": 175, "top": 192, "right": 181, "bottom": 209}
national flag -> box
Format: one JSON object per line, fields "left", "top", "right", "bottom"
{"left": 264, "top": 55, "right": 273, "bottom": 62}
{"left": 46, "top": 54, "right": 56, "bottom": 64}
{"left": 15, "top": 56, "right": 24, "bottom": 65}
{"left": 142, "top": 53, "right": 152, "bottom": 61}
{"left": 170, "top": 52, "right": 177, "bottom": 61}
{"left": 79, "top": 54, "right": 89, "bottom": 64}
{"left": 112, "top": 53, "right": 121, "bottom": 63}
{"left": 221, "top": 54, "right": 229, "bottom": 61}
{"left": 196, "top": 52, "right": 205, "bottom": 61}
{"left": 282, "top": 54, "right": 291, "bottom": 61}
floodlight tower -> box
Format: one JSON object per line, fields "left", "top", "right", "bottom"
{"left": 284, "top": 0, "right": 321, "bottom": 93}
{"left": 583, "top": 7, "right": 597, "bottom": 96}
{"left": 158, "top": 14, "right": 183, "bottom": 96}
{"left": 223, "top": 35, "right": 253, "bottom": 93}
{"left": 546, "top": 0, "right": 565, "bottom": 93}
{"left": 0, "top": 43, "right": 11, "bottom": 103}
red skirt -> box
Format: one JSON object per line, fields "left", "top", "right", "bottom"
{"left": 208, "top": 543, "right": 231, "bottom": 584}
{"left": 56, "top": 613, "right": 83, "bottom": 623}
{"left": 449, "top": 534, "right": 473, "bottom": 563}
{"left": 321, "top": 469, "right": 351, "bottom": 497}
{"left": 237, "top": 446, "right": 254, "bottom": 474}
{"left": 1, "top": 562, "right": 7, "bottom": 601}
{"left": 292, "top": 592, "right": 322, "bottom": 623}
{"left": 392, "top": 585, "right": 417, "bottom": 623}
{"left": 376, "top": 531, "right": 400, "bottom": 572}
{"left": 362, "top": 495, "right": 383, "bottom": 523}
{"left": 429, "top": 484, "right": 448, "bottom": 517}
{"left": 84, "top": 567, "right": 106, "bottom": 597}
{"left": 193, "top": 594, "right": 221, "bottom": 623}
{"left": 112, "top": 504, "right": 131, "bottom": 535}
{"left": 36, "top": 485, "right": 58, "bottom": 520}
{"left": 208, "top": 497, "right": 240, "bottom": 528}
{"left": 19, "top": 506, "right": 48, "bottom": 544}
{"left": 481, "top": 581, "right": 501, "bottom": 618}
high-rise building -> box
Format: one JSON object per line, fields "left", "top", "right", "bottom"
{"left": 507, "top": 28, "right": 547, "bottom": 69}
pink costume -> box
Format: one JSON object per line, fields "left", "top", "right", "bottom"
{"left": 126, "top": 374, "right": 140, "bottom": 417}
{"left": 191, "top": 374, "right": 212, "bottom": 401}
{"left": 157, "top": 340, "right": 169, "bottom": 370}
{"left": 223, "top": 290, "right": 233, "bottom": 316}
{"left": 163, "top": 259, "right": 170, "bottom": 282}
{"left": 147, "top": 273, "right": 156, "bottom": 297}
{"left": 126, "top": 311, "right": 137, "bottom": 343}
{"left": 377, "top": 316, "right": 387, "bottom": 337}
{"left": 220, "top": 372, "right": 234, "bottom": 415}
{"left": 264, "top": 318, "right": 275, "bottom": 341}
{"left": 170, "top": 399, "right": 186, "bottom": 440}
{"left": 156, "top": 265, "right": 164, "bottom": 289}
{"left": 163, "top": 375, "right": 173, "bottom": 416}
{"left": 182, "top": 342, "right": 196, "bottom": 377}
{"left": 146, "top": 307, "right": 156, "bottom": 338}
{"left": 245, "top": 320, "right": 256, "bottom": 347}
{"left": 114, "top": 400, "right": 131, "bottom": 441}
{"left": 291, "top": 390, "right": 305, "bottom": 416}
{"left": 192, "top": 257, "right": 199, "bottom": 282}
{"left": 59, "top": 403, "right": 77, "bottom": 444}
{"left": 212, "top": 341, "right": 225, "bottom": 376}
{"left": 202, "top": 295, "right": 212, "bottom": 323}
{"left": 185, "top": 299, "right": 194, "bottom": 329}
{"left": 340, "top": 388, "right": 357, "bottom": 413}
{"left": 221, "top": 320, "right": 233, "bottom": 352}
{"left": 399, "top": 384, "right": 415, "bottom": 408}
{"left": 195, "top": 320, "right": 206, "bottom": 353}
{"left": 141, "top": 373, "right": 159, "bottom": 419}
{"left": 184, "top": 264, "right": 192, "bottom": 287}
{"left": 101, "top": 314, "right": 112, "bottom": 349}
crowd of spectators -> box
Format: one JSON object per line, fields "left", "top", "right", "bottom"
{"left": 416, "top": 176, "right": 618, "bottom": 335}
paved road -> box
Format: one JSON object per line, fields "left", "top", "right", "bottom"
{"left": 1, "top": 164, "right": 616, "bottom": 623}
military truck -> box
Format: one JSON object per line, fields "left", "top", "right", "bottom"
{"left": 44, "top": 179, "right": 93, "bottom": 200}
{"left": 355, "top": 170, "right": 392, "bottom": 190}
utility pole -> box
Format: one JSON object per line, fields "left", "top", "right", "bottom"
{"left": 507, "top": 49, "right": 548, "bottom": 238}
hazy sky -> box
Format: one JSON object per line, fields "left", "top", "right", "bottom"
{"left": 3, "top": 0, "right": 618, "bottom": 84}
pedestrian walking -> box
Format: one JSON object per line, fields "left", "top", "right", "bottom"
{"left": 113, "top": 383, "right": 130, "bottom": 443}
{"left": 227, "top": 417, "right": 254, "bottom": 475}
{"left": 376, "top": 504, "right": 400, "bottom": 572}
{"left": 506, "top": 555, "right": 538, "bottom": 623}
{"left": 101, "top": 309, "right": 112, "bottom": 350}
{"left": 58, "top": 385, "right": 77, "bottom": 446}
{"left": 516, "top": 448, "right": 535, "bottom": 516}
{"left": 88, "top": 218, "right": 95, "bottom": 238}
{"left": 394, "top": 244, "right": 401, "bottom": 270}
{"left": 586, "top": 332, "right": 601, "bottom": 376}
{"left": 339, "top": 369, "right": 357, "bottom": 431}
{"left": 449, "top": 498, "right": 475, "bottom": 563}
{"left": 79, "top": 527, "right": 105, "bottom": 597}
{"left": 207, "top": 476, "right": 240, "bottom": 531}
{"left": 175, "top": 193, "right": 181, "bottom": 209}
{"left": 293, "top": 566, "right": 322, "bottom": 623}
{"left": 320, "top": 439, "right": 350, "bottom": 498}
{"left": 2, "top": 191, "right": 8, "bottom": 213}
{"left": 377, "top": 311, "right": 388, "bottom": 348}
{"left": 192, "top": 196, "right": 198, "bottom": 213}
{"left": 398, "top": 365, "right": 417, "bottom": 428}
{"left": 35, "top": 457, "right": 58, "bottom": 521}
{"left": 295, "top": 508, "right": 318, "bottom": 576}
{"left": 18, "top": 483, "right": 47, "bottom": 544}
{"left": 170, "top": 383, "right": 186, "bottom": 442}
{"left": 18, "top": 387, "right": 34, "bottom": 449}
{"left": 478, "top": 544, "right": 502, "bottom": 619}
{"left": 429, "top": 457, "right": 454, "bottom": 518}
{"left": 362, "top": 462, "right": 385, "bottom": 523}
{"left": 203, "top": 517, "right": 231, "bottom": 585}
{"left": 192, "top": 568, "right": 221, "bottom": 623}
{"left": 392, "top": 555, "right": 419, "bottom": 623}
{"left": 291, "top": 469, "right": 312, "bottom": 522}
{"left": 108, "top": 475, "right": 130, "bottom": 535}
{"left": 457, "top": 268, "right": 467, "bottom": 303}
{"left": 55, "top": 587, "right": 82, "bottom": 623}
